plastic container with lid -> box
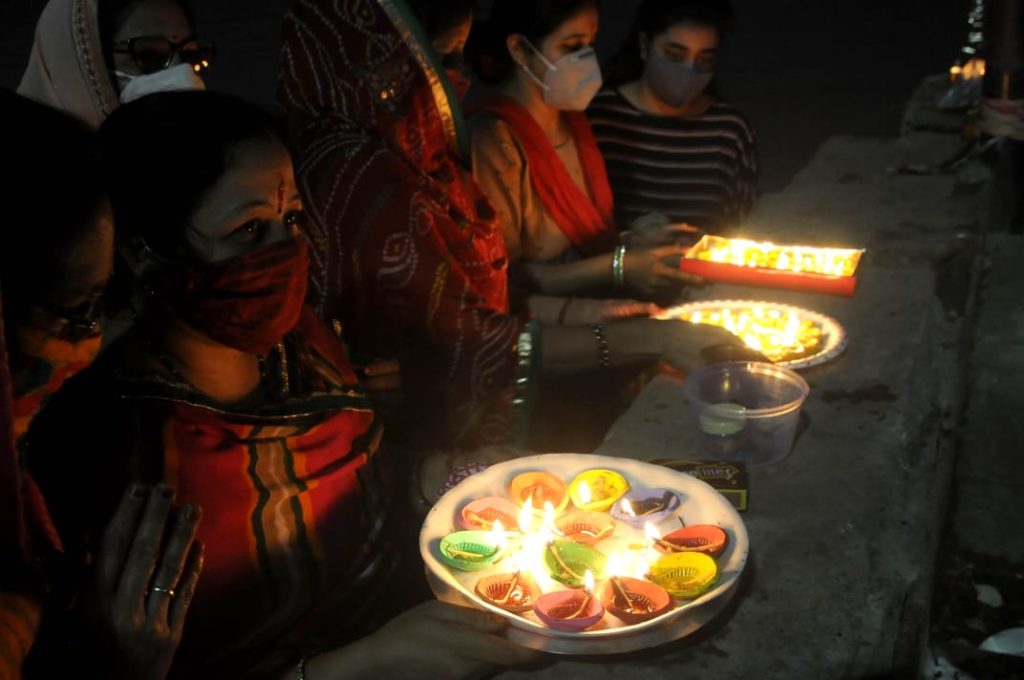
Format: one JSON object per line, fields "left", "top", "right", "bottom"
{"left": 683, "top": 362, "right": 810, "bottom": 466}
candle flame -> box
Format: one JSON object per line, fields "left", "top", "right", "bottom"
{"left": 584, "top": 569, "right": 595, "bottom": 592}
{"left": 519, "top": 496, "right": 533, "bottom": 533}
{"left": 645, "top": 522, "right": 662, "bottom": 546}
{"left": 693, "top": 235, "right": 860, "bottom": 278}
{"left": 678, "top": 303, "right": 825, "bottom": 363}
{"left": 578, "top": 481, "right": 592, "bottom": 505}
{"left": 489, "top": 519, "right": 506, "bottom": 549}
{"left": 543, "top": 501, "right": 556, "bottom": 528}
{"left": 621, "top": 498, "right": 636, "bottom": 517}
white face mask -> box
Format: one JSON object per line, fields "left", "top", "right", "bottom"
{"left": 115, "top": 63, "right": 206, "bottom": 104}
{"left": 520, "top": 39, "right": 602, "bottom": 112}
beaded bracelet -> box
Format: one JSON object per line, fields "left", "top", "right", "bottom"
{"left": 589, "top": 323, "right": 611, "bottom": 368}
{"left": 611, "top": 245, "right": 626, "bottom": 288}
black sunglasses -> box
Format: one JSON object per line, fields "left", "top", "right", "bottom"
{"left": 112, "top": 35, "right": 215, "bottom": 75}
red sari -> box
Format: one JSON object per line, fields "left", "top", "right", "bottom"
{"left": 278, "top": 0, "right": 534, "bottom": 449}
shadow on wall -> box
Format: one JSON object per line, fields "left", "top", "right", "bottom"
{"left": 1, "top": 0, "right": 965, "bottom": 191}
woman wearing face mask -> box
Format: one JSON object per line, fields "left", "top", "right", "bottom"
{"left": 469, "top": 0, "right": 701, "bottom": 305}
{"left": 18, "top": 0, "right": 211, "bottom": 127}
{"left": 590, "top": 0, "right": 757, "bottom": 233}
{"left": 1, "top": 91, "right": 202, "bottom": 680}
{"left": 24, "top": 90, "right": 546, "bottom": 679}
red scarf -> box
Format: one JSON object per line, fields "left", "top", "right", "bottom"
{"left": 473, "top": 96, "right": 617, "bottom": 255}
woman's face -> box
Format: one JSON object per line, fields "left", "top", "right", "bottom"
{"left": 112, "top": 0, "right": 194, "bottom": 76}
{"left": 185, "top": 137, "right": 303, "bottom": 263}
{"left": 516, "top": 6, "right": 599, "bottom": 73}
{"left": 646, "top": 22, "right": 720, "bottom": 72}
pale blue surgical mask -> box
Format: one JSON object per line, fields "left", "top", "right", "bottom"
{"left": 644, "top": 51, "right": 713, "bottom": 108}
{"left": 115, "top": 63, "right": 205, "bottom": 104}
{"left": 521, "top": 39, "right": 603, "bottom": 112}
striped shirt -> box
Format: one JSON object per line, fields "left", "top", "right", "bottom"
{"left": 588, "top": 88, "right": 758, "bottom": 232}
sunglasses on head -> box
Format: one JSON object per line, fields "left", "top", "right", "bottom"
{"left": 112, "top": 35, "right": 215, "bottom": 75}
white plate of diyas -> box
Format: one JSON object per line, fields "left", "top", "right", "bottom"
{"left": 657, "top": 299, "right": 848, "bottom": 370}
{"left": 420, "top": 454, "right": 749, "bottom": 654}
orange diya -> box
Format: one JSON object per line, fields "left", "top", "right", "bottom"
{"left": 457, "top": 497, "right": 520, "bottom": 532}
{"left": 655, "top": 524, "right": 729, "bottom": 557}
{"left": 555, "top": 511, "right": 615, "bottom": 546}
{"left": 475, "top": 572, "right": 541, "bottom": 613}
{"left": 508, "top": 471, "right": 569, "bottom": 513}
{"left": 598, "top": 577, "right": 672, "bottom": 625}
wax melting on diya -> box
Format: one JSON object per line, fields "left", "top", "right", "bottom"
{"left": 598, "top": 576, "right": 672, "bottom": 625}
{"left": 544, "top": 540, "right": 607, "bottom": 587}
{"left": 655, "top": 524, "right": 729, "bottom": 557}
{"left": 438, "top": 524, "right": 508, "bottom": 572}
{"left": 533, "top": 570, "right": 604, "bottom": 632}
{"left": 509, "top": 471, "right": 569, "bottom": 513}
{"left": 475, "top": 572, "right": 541, "bottom": 613}
{"left": 555, "top": 511, "right": 615, "bottom": 546}
{"left": 457, "top": 497, "right": 521, "bottom": 531}
{"left": 648, "top": 551, "right": 719, "bottom": 599}
{"left": 569, "top": 469, "right": 629, "bottom": 512}
{"left": 611, "top": 489, "right": 680, "bottom": 527}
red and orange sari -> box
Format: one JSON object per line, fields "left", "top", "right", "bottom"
{"left": 278, "top": 0, "right": 536, "bottom": 450}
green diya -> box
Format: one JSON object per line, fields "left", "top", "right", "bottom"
{"left": 543, "top": 540, "right": 607, "bottom": 587}
{"left": 438, "top": 530, "right": 507, "bottom": 572}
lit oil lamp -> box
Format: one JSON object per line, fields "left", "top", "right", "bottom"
{"left": 475, "top": 571, "right": 541, "bottom": 613}
{"left": 655, "top": 523, "right": 729, "bottom": 557}
{"left": 568, "top": 469, "right": 629, "bottom": 512}
{"left": 544, "top": 539, "right": 607, "bottom": 588}
{"left": 457, "top": 497, "right": 521, "bottom": 532}
{"left": 508, "top": 471, "right": 569, "bottom": 513}
{"left": 555, "top": 511, "right": 615, "bottom": 546}
{"left": 678, "top": 305, "right": 824, "bottom": 364}
{"left": 598, "top": 552, "right": 672, "bottom": 624}
{"left": 533, "top": 569, "right": 604, "bottom": 632}
{"left": 438, "top": 520, "right": 509, "bottom": 572}
{"left": 611, "top": 489, "right": 680, "bottom": 527}
{"left": 647, "top": 551, "right": 719, "bottom": 600}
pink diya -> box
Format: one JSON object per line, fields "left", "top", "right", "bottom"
{"left": 508, "top": 471, "right": 569, "bottom": 513}
{"left": 475, "top": 572, "right": 541, "bottom": 613}
{"left": 457, "top": 497, "right": 520, "bottom": 531}
{"left": 555, "top": 511, "right": 615, "bottom": 546}
{"left": 655, "top": 524, "right": 729, "bottom": 557}
{"left": 597, "top": 577, "right": 673, "bottom": 625}
{"left": 610, "top": 488, "right": 680, "bottom": 527}
{"left": 533, "top": 589, "right": 605, "bottom": 632}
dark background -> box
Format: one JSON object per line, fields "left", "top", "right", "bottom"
{"left": 1, "top": 0, "right": 969, "bottom": 190}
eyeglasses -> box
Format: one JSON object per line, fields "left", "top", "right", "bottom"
{"left": 33, "top": 297, "right": 106, "bottom": 343}
{"left": 111, "top": 35, "right": 215, "bottom": 75}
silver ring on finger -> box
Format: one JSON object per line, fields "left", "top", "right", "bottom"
{"left": 147, "top": 585, "right": 176, "bottom": 598}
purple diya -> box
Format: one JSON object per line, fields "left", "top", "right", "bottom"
{"left": 555, "top": 511, "right": 615, "bottom": 546}
{"left": 533, "top": 589, "right": 605, "bottom": 632}
{"left": 597, "top": 577, "right": 673, "bottom": 625}
{"left": 655, "top": 524, "right": 729, "bottom": 557}
{"left": 610, "top": 488, "right": 680, "bottom": 527}
{"left": 457, "top": 497, "right": 521, "bottom": 532}
{"left": 475, "top": 572, "right": 541, "bottom": 613}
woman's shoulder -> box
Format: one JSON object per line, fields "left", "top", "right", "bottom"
{"left": 469, "top": 110, "right": 526, "bottom": 171}
{"left": 704, "top": 100, "right": 755, "bottom": 131}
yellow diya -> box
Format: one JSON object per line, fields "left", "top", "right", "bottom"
{"left": 569, "top": 469, "right": 629, "bottom": 512}
{"left": 647, "top": 552, "right": 719, "bottom": 600}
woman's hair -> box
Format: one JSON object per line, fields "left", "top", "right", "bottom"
{"left": 469, "top": 0, "right": 598, "bottom": 83}
{"left": 98, "top": 90, "right": 284, "bottom": 260}
{"left": 604, "top": 0, "right": 734, "bottom": 88}
{"left": 406, "top": 0, "right": 475, "bottom": 44}
{"left": 2, "top": 90, "right": 106, "bottom": 324}
{"left": 97, "top": 0, "right": 196, "bottom": 71}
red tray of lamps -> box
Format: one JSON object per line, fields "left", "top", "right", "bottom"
{"left": 680, "top": 235, "right": 865, "bottom": 297}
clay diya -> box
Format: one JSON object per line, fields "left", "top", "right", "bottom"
{"left": 555, "top": 511, "right": 615, "bottom": 546}
{"left": 533, "top": 587, "right": 604, "bottom": 632}
{"left": 508, "top": 471, "right": 569, "bottom": 513}
{"left": 475, "top": 572, "right": 541, "bottom": 613}
{"left": 568, "top": 469, "right": 630, "bottom": 512}
{"left": 457, "top": 497, "right": 521, "bottom": 532}
{"left": 437, "top": 530, "right": 507, "bottom": 572}
{"left": 647, "top": 552, "right": 719, "bottom": 600}
{"left": 611, "top": 488, "right": 680, "bottom": 527}
{"left": 597, "top": 576, "right": 673, "bottom": 625}
{"left": 655, "top": 524, "right": 729, "bottom": 557}
{"left": 543, "top": 540, "right": 607, "bottom": 587}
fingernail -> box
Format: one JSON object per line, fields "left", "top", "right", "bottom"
{"left": 130, "top": 485, "right": 146, "bottom": 499}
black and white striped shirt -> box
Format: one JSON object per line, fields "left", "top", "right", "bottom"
{"left": 588, "top": 88, "right": 758, "bottom": 233}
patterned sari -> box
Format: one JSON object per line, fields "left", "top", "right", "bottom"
{"left": 278, "top": 0, "right": 536, "bottom": 450}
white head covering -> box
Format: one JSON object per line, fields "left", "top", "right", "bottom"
{"left": 17, "top": 0, "right": 121, "bottom": 128}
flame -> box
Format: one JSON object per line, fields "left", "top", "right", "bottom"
{"left": 950, "top": 58, "right": 986, "bottom": 82}
{"left": 489, "top": 519, "right": 506, "bottom": 549}
{"left": 584, "top": 569, "right": 595, "bottom": 592}
{"left": 693, "top": 236, "right": 860, "bottom": 278}
{"left": 519, "top": 496, "right": 533, "bottom": 533}
{"left": 621, "top": 498, "right": 636, "bottom": 517}
{"left": 645, "top": 522, "right": 662, "bottom": 547}
{"left": 679, "top": 303, "right": 824, "bottom": 363}
{"left": 578, "top": 481, "right": 592, "bottom": 505}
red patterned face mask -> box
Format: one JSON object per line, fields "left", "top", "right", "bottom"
{"left": 164, "top": 236, "right": 309, "bottom": 355}
{"left": 10, "top": 326, "right": 102, "bottom": 438}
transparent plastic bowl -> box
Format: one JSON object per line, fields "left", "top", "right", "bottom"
{"left": 683, "top": 362, "right": 810, "bottom": 466}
